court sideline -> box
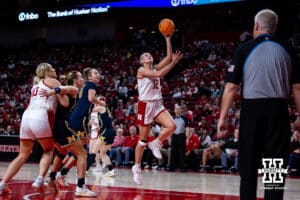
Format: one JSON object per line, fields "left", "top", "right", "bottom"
{"left": 0, "top": 162, "right": 299, "bottom": 199}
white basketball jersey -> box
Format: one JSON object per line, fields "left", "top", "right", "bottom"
{"left": 90, "top": 111, "right": 99, "bottom": 138}
{"left": 27, "top": 80, "right": 58, "bottom": 112}
{"left": 137, "top": 76, "right": 162, "bottom": 101}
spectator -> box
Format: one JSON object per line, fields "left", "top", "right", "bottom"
{"left": 200, "top": 130, "right": 229, "bottom": 172}
{"left": 185, "top": 127, "right": 200, "bottom": 171}
{"left": 288, "top": 130, "right": 300, "bottom": 175}
{"left": 118, "top": 82, "right": 128, "bottom": 102}
{"left": 158, "top": 138, "right": 171, "bottom": 170}
{"left": 111, "top": 125, "right": 139, "bottom": 166}
{"left": 172, "top": 87, "right": 182, "bottom": 98}
{"left": 220, "top": 129, "right": 239, "bottom": 173}
{"left": 109, "top": 128, "right": 125, "bottom": 166}
{"left": 4, "top": 125, "right": 16, "bottom": 136}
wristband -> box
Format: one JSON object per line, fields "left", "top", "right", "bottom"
{"left": 54, "top": 87, "right": 61, "bottom": 94}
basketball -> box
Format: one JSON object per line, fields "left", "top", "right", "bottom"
{"left": 158, "top": 18, "right": 175, "bottom": 37}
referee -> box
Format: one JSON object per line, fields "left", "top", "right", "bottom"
{"left": 217, "top": 9, "right": 300, "bottom": 200}
{"left": 169, "top": 105, "right": 189, "bottom": 172}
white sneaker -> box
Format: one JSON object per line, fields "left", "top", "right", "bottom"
{"left": 152, "top": 165, "right": 158, "bottom": 170}
{"left": 44, "top": 177, "right": 57, "bottom": 191}
{"left": 104, "top": 169, "right": 116, "bottom": 177}
{"left": 132, "top": 165, "right": 142, "bottom": 185}
{"left": 32, "top": 177, "right": 44, "bottom": 188}
{"left": 75, "top": 185, "right": 97, "bottom": 197}
{"left": 91, "top": 165, "right": 103, "bottom": 172}
{"left": 56, "top": 172, "right": 70, "bottom": 187}
{"left": 148, "top": 139, "right": 162, "bottom": 159}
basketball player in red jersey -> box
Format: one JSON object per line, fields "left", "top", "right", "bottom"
{"left": 132, "top": 34, "right": 183, "bottom": 184}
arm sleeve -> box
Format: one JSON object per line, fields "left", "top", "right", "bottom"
{"left": 225, "top": 45, "right": 244, "bottom": 85}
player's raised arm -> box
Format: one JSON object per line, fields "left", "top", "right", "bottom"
{"left": 155, "top": 35, "right": 172, "bottom": 70}
{"left": 138, "top": 51, "right": 183, "bottom": 79}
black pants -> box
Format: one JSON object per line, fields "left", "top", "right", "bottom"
{"left": 170, "top": 133, "right": 186, "bottom": 170}
{"left": 239, "top": 99, "right": 291, "bottom": 200}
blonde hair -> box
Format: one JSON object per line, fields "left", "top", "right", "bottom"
{"left": 254, "top": 9, "right": 278, "bottom": 32}
{"left": 35, "top": 63, "right": 52, "bottom": 79}
{"left": 139, "top": 52, "right": 151, "bottom": 65}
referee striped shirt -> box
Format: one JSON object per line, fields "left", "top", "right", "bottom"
{"left": 225, "top": 34, "right": 300, "bottom": 99}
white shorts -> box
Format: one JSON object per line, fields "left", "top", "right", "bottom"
{"left": 20, "top": 109, "right": 54, "bottom": 140}
{"left": 136, "top": 100, "right": 165, "bottom": 126}
{"left": 90, "top": 125, "right": 99, "bottom": 139}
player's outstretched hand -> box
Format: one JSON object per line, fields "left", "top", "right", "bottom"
{"left": 172, "top": 50, "right": 184, "bottom": 64}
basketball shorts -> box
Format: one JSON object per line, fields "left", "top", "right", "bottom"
{"left": 20, "top": 109, "right": 54, "bottom": 140}
{"left": 53, "top": 119, "right": 79, "bottom": 147}
{"left": 99, "top": 128, "right": 116, "bottom": 145}
{"left": 136, "top": 100, "right": 165, "bottom": 126}
{"left": 70, "top": 115, "right": 89, "bottom": 139}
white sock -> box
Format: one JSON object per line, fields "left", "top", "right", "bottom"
{"left": 0, "top": 182, "right": 6, "bottom": 189}
{"left": 135, "top": 163, "right": 141, "bottom": 168}
{"left": 36, "top": 175, "right": 44, "bottom": 181}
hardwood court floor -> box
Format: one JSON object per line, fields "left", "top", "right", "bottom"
{"left": 0, "top": 162, "right": 299, "bottom": 200}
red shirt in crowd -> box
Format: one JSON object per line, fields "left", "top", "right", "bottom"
{"left": 186, "top": 133, "right": 200, "bottom": 152}
{"left": 123, "top": 135, "right": 139, "bottom": 148}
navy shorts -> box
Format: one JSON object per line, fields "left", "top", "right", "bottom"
{"left": 69, "top": 115, "right": 89, "bottom": 139}
{"left": 53, "top": 120, "right": 80, "bottom": 147}
{"left": 99, "top": 128, "right": 116, "bottom": 145}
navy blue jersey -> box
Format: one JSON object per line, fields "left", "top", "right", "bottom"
{"left": 99, "top": 107, "right": 116, "bottom": 145}
{"left": 99, "top": 107, "right": 114, "bottom": 132}
{"left": 54, "top": 94, "right": 76, "bottom": 124}
{"left": 71, "top": 81, "right": 97, "bottom": 120}
{"left": 69, "top": 94, "right": 77, "bottom": 115}
{"left": 53, "top": 94, "right": 79, "bottom": 147}
{"left": 70, "top": 81, "right": 98, "bottom": 136}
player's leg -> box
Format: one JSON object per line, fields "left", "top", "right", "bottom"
{"left": 33, "top": 137, "right": 55, "bottom": 188}
{"left": 86, "top": 138, "right": 100, "bottom": 171}
{"left": 101, "top": 144, "right": 116, "bottom": 177}
{"left": 154, "top": 110, "right": 176, "bottom": 142}
{"left": 44, "top": 147, "right": 67, "bottom": 189}
{"left": 148, "top": 110, "right": 176, "bottom": 160}
{"left": 132, "top": 125, "right": 151, "bottom": 184}
{"left": 67, "top": 140, "right": 97, "bottom": 197}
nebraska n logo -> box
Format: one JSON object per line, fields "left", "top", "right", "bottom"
{"left": 137, "top": 114, "right": 142, "bottom": 121}
{"left": 258, "top": 158, "right": 288, "bottom": 184}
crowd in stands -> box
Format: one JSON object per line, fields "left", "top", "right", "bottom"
{"left": 0, "top": 31, "right": 299, "bottom": 175}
